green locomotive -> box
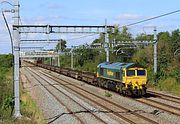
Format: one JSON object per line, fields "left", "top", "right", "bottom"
{"left": 97, "top": 62, "right": 147, "bottom": 96}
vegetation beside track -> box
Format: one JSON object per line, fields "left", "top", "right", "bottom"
{"left": 58, "top": 27, "right": 180, "bottom": 96}
{"left": 0, "top": 54, "right": 43, "bottom": 124}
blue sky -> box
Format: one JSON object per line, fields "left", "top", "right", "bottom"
{"left": 0, "top": 0, "right": 180, "bottom": 53}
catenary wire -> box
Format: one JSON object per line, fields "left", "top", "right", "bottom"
{"left": 119, "top": 9, "right": 180, "bottom": 28}
{"left": 1, "top": 10, "right": 13, "bottom": 54}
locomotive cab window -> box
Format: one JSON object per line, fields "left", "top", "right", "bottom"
{"left": 115, "top": 72, "right": 121, "bottom": 79}
{"left": 137, "top": 70, "right": 146, "bottom": 76}
{"left": 121, "top": 70, "right": 125, "bottom": 77}
{"left": 126, "top": 70, "right": 135, "bottom": 76}
{"left": 100, "top": 68, "right": 104, "bottom": 76}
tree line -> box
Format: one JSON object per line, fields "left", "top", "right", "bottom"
{"left": 57, "top": 27, "right": 180, "bottom": 95}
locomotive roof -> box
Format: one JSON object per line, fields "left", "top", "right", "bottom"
{"left": 97, "top": 62, "right": 135, "bottom": 70}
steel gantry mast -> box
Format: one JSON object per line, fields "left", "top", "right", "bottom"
{"left": 13, "top": 0, "right": 21, "bottom": 118}
{"left": 13, "top": 24, "right": 114, "bottom": 117}
{"left": 105, "top": 19, "right": 110, "bottom": 62}
{"left": 14, "top": 25, "right": 114, "bottom": 34}
{"left": 153, "top": 27, "right": 157, "bottom": 75}
{"left": 15, "top": 25, "right": 114, "bottom": 63}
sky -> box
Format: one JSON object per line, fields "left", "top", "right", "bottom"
{"left": 0, "top": 0, "right": 180, "bottom": 53}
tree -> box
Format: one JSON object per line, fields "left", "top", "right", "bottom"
{"left": 74, "top": 46, "right": 98, "bottom": 67}
{"left": 92, "top": 33, "right": 104, "bottom": 45}
{"left": 115, "top": 26, "right": 132, "bottom": 41}
{"left": 92, "top": 26, "right": 132, "bottom": 45}
{"left": 136, "top": 33, "right": 153, "bottom": 41}
{"left": 55, "top": 39, "right": 67, "bottom": 52}
{"left": 171, "top": 29, "right": 180, "bottom": 57}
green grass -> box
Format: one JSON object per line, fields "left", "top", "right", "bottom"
{"left": 20, "top": 92, "right": 44, "bottom": 124}
{"left": 0, "top": 89, "right": 44, "bottom": 124}
{"left": 104, "top": 91, "right": 112, "bottom": 97}
{"left": 156, "top": 78, "right": 180, "bottom": 96}
{"left": 0, "top": 57, "right": 44, "bottom": 124}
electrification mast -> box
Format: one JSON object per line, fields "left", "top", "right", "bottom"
{"left": 105, "top": 19, "right": 110, "bottom": 62}
{"left": 13, "top": 0, "right": 21, "bottom": 118}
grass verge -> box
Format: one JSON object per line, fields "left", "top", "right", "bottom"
{"left": 156, "top": 78, "right": 180, "bottom": 96}
{"left": 0, "top": 91, "right": 44, "bottom": 124}
{"left": 104, "top": 91, "right": 112, "bottom": 97}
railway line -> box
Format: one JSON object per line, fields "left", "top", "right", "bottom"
{"left": 25, "top": 67, "right": 85, "bottom": 124}
{"left": 22, "top": 62, "right": 180, "bottom": 123}
{"left": 27, "top": 63, "right": 159, "bottom": 124}
{"left": 147, "top": 90, "right": 180, "bottom": 104}
{"left": 25, "top": 66, "right": 125, "bottom": 124}
{"left": 40, "top": 65, "right": 180, "bottom": 117}
{"left": 34, "top": 62, "right": 180, "bottom": 107}
{"left": 24, "top": 66, "right": 132, "bottom": 124}
{"left": 135, "top": 98, "right": 180, "bottom": 116}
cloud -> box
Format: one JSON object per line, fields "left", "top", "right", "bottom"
{"left": 0, "top": 13, "right": 56, "bottom": 53}
{"left": 79, "top": 9, "right": 105, "bottom": 15}
{"left": 113, "top": 13, "right": 180, "bottom": 28}
{"left": 113, "top": 13, "right": 150, "bottom": 25}
{"left": 38, "top": 2, "right": 65, "bottom": 11}
{"left": 115, "top": 14, "right": 144, "bottom": 20}
{"left": 46, "top": 4, "right": 64, "bottom": 10}
{"left": 112, "top": 13, "right": 180, "bottom": 35}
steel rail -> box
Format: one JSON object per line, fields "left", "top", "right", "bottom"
{"left": 34, "top": 65, "right": 158, "bottom": 124}
{"left": 147, "top": 90, "right": 180, "bottom": 104}
{"left": 25, "top": 67, "right": 108, "bottom": 124}
{"left": 136, "top": 98, "right": 180, "bottom": 117}
{"left": 24, "top": 67, "right": 85, "bottom": 124}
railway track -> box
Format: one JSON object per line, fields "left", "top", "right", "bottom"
{"left": 25, "top": 67, "right": 109, "bottom": 124}
{"left": 135, "top": 98, "right": 180, "bottom": 116}
{"left": 35, "top": 63, "right": 180, "bottom": 117}
{"left": 147, "top": 90, "right": 180, "bottom": 104}
{"left": 109, "top": 89, "right": 180, "bottom": 118}
{"left": 134, "top": 90, "right": 180, "bottom": 117}
{"left": 24, "top": 62, "right": 180, "bottom": 123}
{"left": 25, "top": 68, "right": 85, "bottom": 124}
{"left": 30, "top": 65, "right": 159, "bottom": 124}
{"left": 27, "top": 67, "right": 136, "bottom": 124}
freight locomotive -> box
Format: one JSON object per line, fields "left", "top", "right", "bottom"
{"left": 27, "top": 61, "right": 147, "bottom": 96}
{"left": 97, "top": 62, "right": 147, "bottom": 96}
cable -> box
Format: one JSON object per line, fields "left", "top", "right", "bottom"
{"left": 19, "top": 17, "right": 26, "bottom": 32}
{"left": 66, "top": 33, "right": 99, "bottom": 41}
{"left": 1, "top": 1, "right": 14, "bottom": 6}
{"left": 119, "top": 9, "right": 180, "bottom": 28}
{"left": 1, "top": 9, "right": 14, "bottom": 100}
{"left": 1, "top": 10, "right": 13, "bottom": 54}
{"left": 41, "top": 34, "right": 99, "bottom": 49}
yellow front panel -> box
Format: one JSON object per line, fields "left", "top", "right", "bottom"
{"left": 124, "top": 68, "right": 147, "bottom": 89}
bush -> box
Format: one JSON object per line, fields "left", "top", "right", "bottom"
{"left": 105, "top": 91, "right": 112, "bottom": 97}
{"left": 157, "top": 78, "right": 180, "bottom": 96}
{"left": 0, "top": 55, "right": 13, "bottom": 118}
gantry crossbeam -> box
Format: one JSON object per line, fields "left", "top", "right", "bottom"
{"left": 13, "top": 25, "right": 115, "bottom": 34}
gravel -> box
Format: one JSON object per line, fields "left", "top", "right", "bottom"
{"left": 39, "top": 67, "right": 180, "bottom": 124}
{"left": 21, "top": 66, "right": 122, "bottom": 124}
{"left": 21, "top": 67, "right": 80, "bottom": 124}
{"left": 37, "top": 69, "right": 121, "bottom": 124}
{"left": 147, "top": 97, "right": 180, "bottom": 109}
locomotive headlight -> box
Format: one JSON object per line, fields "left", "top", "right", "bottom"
{"left": 142, "top": 82, "right": 146, "bottom": 84}
{"left": 135, "top": 81, "right": 139, "bottom": 86}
